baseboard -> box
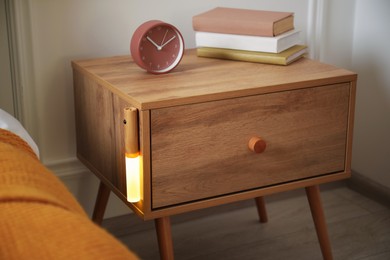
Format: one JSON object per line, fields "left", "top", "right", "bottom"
{"left": 348, "top": 171, "right": 390, "bottom": 208}
{"left": 45, "top": 157, "right": 89, "bottom": 179}
{"left": 45, "top": 158, "right": 131, "bottom": 218}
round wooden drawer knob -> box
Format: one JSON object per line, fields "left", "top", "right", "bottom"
{"left": 248, "top": 137, "right": 266, "bottom": 154}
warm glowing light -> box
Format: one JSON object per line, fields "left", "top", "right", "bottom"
{"left": 125, "top": 153, "right": 141, "bottom": 203}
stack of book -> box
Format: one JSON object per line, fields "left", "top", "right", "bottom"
{"left": 192, "top": 7, "right": 307, "bottom": 66}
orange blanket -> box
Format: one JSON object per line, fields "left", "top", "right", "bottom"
{"left": 0, "top": 129, "right": 138, "bottom": 259}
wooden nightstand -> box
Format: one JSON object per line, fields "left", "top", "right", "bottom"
{"left": 72, "top": 49, "right": 356, "bottom": 260}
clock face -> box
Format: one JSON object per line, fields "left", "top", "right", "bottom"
{"left": 131, "top": 21, "right": 184, "bottom": 74}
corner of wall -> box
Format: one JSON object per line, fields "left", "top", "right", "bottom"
{"left": 348, "top": 170, "right": 390, "bottom": 208}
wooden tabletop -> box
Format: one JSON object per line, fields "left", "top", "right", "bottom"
{"left": 72, "top": 49, "right": 357, "bottom": 110}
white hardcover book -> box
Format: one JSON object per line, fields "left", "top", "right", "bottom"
{"left": 195, "top": 30, "right": 300, "bottom": 53}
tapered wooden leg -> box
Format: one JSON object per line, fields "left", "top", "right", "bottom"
{"left": 255, "top": 197, "right": 268, "bottom": 223}
{"left": 305, "top": 185, "right": 333, "bottom": 260}
{"left": 92, "top": 181, "right": 111, "bottom": 225}
{"left": 155, "top": 216, "right": 174, "bottom": 260}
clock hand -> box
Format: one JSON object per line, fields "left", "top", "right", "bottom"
{"left": 160, "top": 35, "right": 176, "bottom": 49}
{"left": 160, "top": 29, "right": 169, "bottom": 46}
{"left": 146, "top": 36, "right": 162, "bottom": 50}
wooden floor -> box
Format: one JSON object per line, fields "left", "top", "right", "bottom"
{"left": 103, "top": 184, "right": 390, "bottom": 260}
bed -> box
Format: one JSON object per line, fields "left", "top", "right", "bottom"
{"left": 0, "top": 109, "right": 137, "bottom": 259}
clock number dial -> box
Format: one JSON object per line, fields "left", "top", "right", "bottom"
{"left": 131, "top": 20, "right": 184, "bottom": 74}
{"left": 139, "top": 25, "right": 183, "bottom": 72}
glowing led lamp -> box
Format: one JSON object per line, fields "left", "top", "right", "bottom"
{"left": 125, "top": 153, "right": 141, "bottom": 202}
{"left": 124, "top": 107, "right": 141, "bottom": 203}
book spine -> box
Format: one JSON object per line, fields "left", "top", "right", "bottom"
{"left": 196, "top": 48, "right": 288, "bottom": 65}
{"left": 195, "top": 30, "right": 300, "bottom": 53}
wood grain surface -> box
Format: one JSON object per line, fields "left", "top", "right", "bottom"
{"left": 72, "top": 49, "right": 356, "bottom": 110}
{"left": 151, "top": 83, "right": 350, "bottom": 208}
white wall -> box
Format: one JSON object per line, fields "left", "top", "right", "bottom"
{"left": 321, "top": 0, "right": 390, "bottom": 189}
{"left": 350, "top": 0, "right": 390, "bottom": 188}
{"left": 12, "top": 0, "right": 390, "bottom": 217}
{"left": 319, "top": 0, "right": 356, "bottom": 69}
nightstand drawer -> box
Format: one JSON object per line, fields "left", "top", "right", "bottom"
{"left": 151, "top": 83, "right": 350, "bottom": 208}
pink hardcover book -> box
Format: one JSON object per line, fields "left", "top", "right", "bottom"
{"left": 193, "top": 7, "right": 294, "bottom": 37}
